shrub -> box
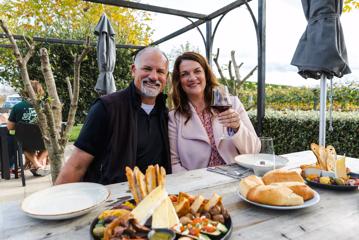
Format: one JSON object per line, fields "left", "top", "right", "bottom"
{"left": 248, "top": 110, "right": 359, "bottom": 158}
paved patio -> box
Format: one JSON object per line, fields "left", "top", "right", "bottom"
{"left": 0, "top": 144, "right": 75, "bottom": 202}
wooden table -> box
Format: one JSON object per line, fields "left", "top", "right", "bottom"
{"left": 1, "top": 151, "right": 358, "bottom": 240}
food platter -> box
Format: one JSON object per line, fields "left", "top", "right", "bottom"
{"left": 305, "top": 179, "right": 358, "bottom": 191}
{"left": 302, "top": 168, "right": 359, "bottom": 191}
{"left": 305, "top": 172, "right": 359, "bottom": 191}
{"left": 21, "top": 182, "right": 110, "bottom": 220}
{"left": 237, "top": 190, "right": 320, "bottom": 210}
{"left": 90, "top": 198, "right": 233, "bottom": 240}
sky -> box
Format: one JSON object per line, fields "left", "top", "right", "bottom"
{"left": 143, "top": 0, "right": 359, "bottom": 87}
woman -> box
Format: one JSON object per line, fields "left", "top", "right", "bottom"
{"left": 7, "top": 80, "right": 49, "bottom": 176}
{"left": 169, "top": 52, "right": 260, "bottom": 172}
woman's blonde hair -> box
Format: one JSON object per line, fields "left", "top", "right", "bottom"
{"left": 171, "top": 52, "right": 219, "bottom": 122}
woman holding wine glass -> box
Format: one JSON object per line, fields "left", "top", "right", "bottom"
{"left": 169, "top": 52, "right": 260, "bottom": 172}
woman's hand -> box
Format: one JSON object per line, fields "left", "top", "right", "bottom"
{"left": 218, "top": 108, "right": 240, "bottom": 132}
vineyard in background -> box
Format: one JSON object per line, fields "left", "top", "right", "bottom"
{"left": 232, "top": 80, "right": 359, "bottom": 112}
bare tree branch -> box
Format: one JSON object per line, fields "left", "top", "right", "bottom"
{"left": 23, "top": 44, "right": 35, "bottom": 64}
{"left": 0, "top": 20, "right": 38, "bottom": 101}
{"left": 238, "top": 65, "right": 258, "bottom": 87}
{"left": 245, "top": 103, "right": 256, "bottom": 111}
{"left": 22, "top": 35, "right": 31, "bottom": 49}
{"left": 213, "top": 48, "right": 225, "bottom": 80}
{"left": 40, "top": 48, "right": 63, "bottom": 131}
{"left": 66, "top": 77, "right": 73, "bottom": 101}
{"left": 231, "top": 50, "right": 241, "bottom": 81}
{"left": 228, "top": 61, "right": 234, "bottom": 81}
{"left": 61, "top": 37, "right": 91, "bottom": 145}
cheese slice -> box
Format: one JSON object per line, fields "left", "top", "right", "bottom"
{"left": 152, "top": 197, "right": 179, "bottom": 228}
{"left": 335, "top": 156, "right": 348, "bottom": 179}
{"left": 131, "top": 185, "right": 167, "bottom": 225}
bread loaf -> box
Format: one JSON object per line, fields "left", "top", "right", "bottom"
{"left": 145, "top": 165, "right": 157, "bottom": 193}
{"left": 247, "top": 184, "right": 304, "bottom": 206}
{"left": 271, "top": 182, "right": 314, "bottom": 201}
{"left": 239, "top": 175, "right": 264, "bottom": 198}
{"left": 262, "top": 169, "right": 304, "bottom": 185}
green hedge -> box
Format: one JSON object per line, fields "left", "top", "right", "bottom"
{"left": 248, "top": 110, "right": 359, "bottom": 158}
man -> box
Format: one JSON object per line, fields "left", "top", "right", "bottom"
{"left": 55, "top": 47, "right": 171, "bottom": 185}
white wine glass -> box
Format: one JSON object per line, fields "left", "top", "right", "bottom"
{"left": 253, "top": 137, "right": 276, "bottom": 176}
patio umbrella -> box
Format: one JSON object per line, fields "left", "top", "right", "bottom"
{"left": 291, "top": 0, "right": 351, "bottom": 146}
{"left": 94, "top": 13, "right": 116, "bottom": 95}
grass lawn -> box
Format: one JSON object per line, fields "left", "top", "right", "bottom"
{"left": 68, "top": 124, "right": 83, "bottom": 142}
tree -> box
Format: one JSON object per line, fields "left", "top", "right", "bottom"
{"left": 0, "top": 0, "right": 152, "bottom": 44}
{"left": 213, "top": 48, "right": 257, "bottom": 110}
{"left": 0, "top": 0, "right": 153, "bottom": 182}
{"left": 1, "top": 20, "right": 91, "bottom": 182}
{"left": 0, "top": 0, "right": 152, "bottom": 93}
{"left": 344, "top": 0, "right": 359, "bottom": 12}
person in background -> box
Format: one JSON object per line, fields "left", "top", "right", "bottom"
{"left": 55, "top": 47, "right": 171, "bottom": 185}
{"left": 169, "top": 52, "right": 260, "bottom": 172}
{"left": 7, "top": 80, "right": 49, "bottom": 176}
{"left": 0, "top": 112, "right": 8, "bottom": 124}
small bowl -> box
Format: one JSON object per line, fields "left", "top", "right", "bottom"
{"left": 148, "top": 228, "right": 176, "bottom": 240}
{"left": 252, "top": 159, "right": 275, "bottom": 176}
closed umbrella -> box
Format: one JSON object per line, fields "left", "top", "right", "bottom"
{"left": 291, "top": 0, "right": 351, "bottom": 146}
{"left": 94, "top": 13, "right": 116, "bottom": 95}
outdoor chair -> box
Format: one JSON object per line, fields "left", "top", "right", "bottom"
{"left": 14, "top": 122, "right": 46, "bottom": 186}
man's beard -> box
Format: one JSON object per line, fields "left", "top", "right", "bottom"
{"left": 140, "top": 78, "right": 162, "bottom": 97}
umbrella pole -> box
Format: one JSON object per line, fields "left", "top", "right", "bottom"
{"left": 319, "top": 75, "right": 327, "bottom": 146}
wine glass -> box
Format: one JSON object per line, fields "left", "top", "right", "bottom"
{"left": 211, "top": 85, "right": 232, "bottom": 138}
{"left": 253, "top": 137, "right": 276, "bottom": 176}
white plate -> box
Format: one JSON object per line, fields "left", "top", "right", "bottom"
{"left": 21, "top": 182, "right": 110, "bottom": 220}
{"left": 238, "top": 190, "right": 320, "bottom": 210}
{"left": 234, "top": 154, "right": 289, "bottom": 173}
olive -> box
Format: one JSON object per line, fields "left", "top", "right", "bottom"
{"left": 92, "top": 226, "right": 105, "bottom": 237}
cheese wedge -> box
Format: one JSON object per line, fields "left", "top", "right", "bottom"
{"left": 335, "top": 156, "right": 348, "bottom": 179}
{"left": 152, "top": 197, "right": 180, "bottom": 229}
{"left": 131, "top": 185, "right": 167, "bottom": 225}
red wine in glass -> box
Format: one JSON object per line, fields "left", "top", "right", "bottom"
{"left": 211, "top": 104, "right": 232, "bottom": 113}
{"left": 211, "top": 86, "right": 233, "bottom": 138}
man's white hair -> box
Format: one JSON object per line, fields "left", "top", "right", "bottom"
{"left": 134, "top": 47, "right": 169, "bottom": 69}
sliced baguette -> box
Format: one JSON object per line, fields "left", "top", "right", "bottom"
{"left": 247, "top": 184, "right": 304, "bottom": 206}
{"left": 271, "top": 182, "right": 315, "bottom": 201}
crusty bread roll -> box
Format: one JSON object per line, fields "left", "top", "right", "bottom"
{"left": 262, "top": 169, "right": 304, "bottom": 185}
{"left": 158, "top": 166, "right": 166, "bottom": 186}
{"left": 271, "top": 182, "right": 315, "bottom": 201}
{"left": 145, "top": 165, "right": 157, "bottom": 193}
{"left": 239, "top": 175, "right": 264, "bottom": 198}
{"left": 134, "top": 167, "right": 147, "bottom": 200}
{"left": 126, "top": 167, "right": 141, "bottom": 204}
{"left": 247, "top": 184, "right": 304, "bottom": 206}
